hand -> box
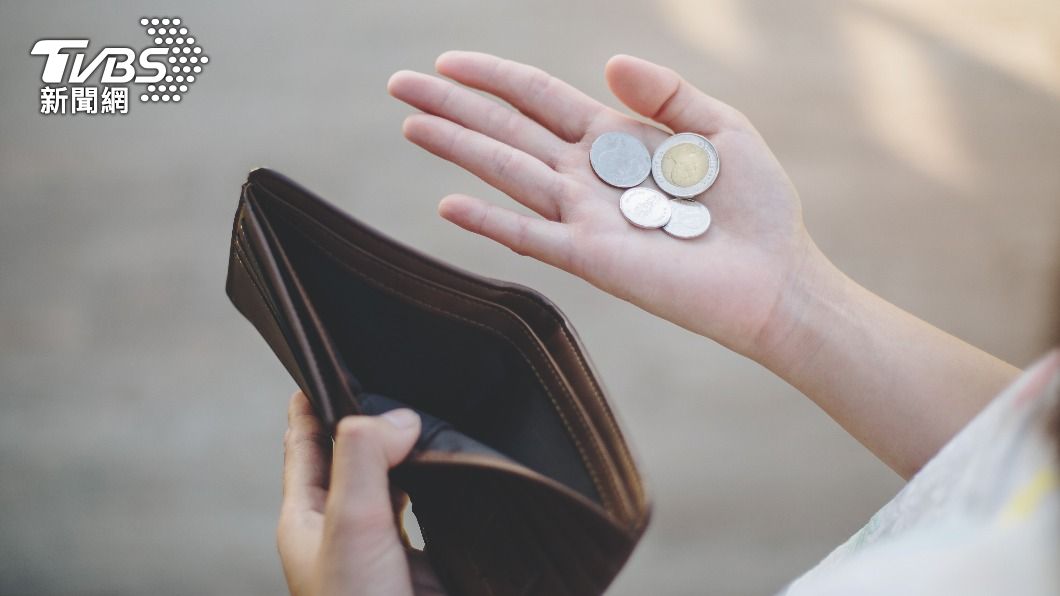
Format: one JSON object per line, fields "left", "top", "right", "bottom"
{"left": 388, "top": 51, "right": 824, "bottom": 359}
{"left": 388, "top": 51, "right": 1021, "bottom": 478}
{"left": 277, "top": 392, "right": 446, "bottom": 596}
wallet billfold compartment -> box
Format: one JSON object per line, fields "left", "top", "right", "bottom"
{"left": 226, "top": 168, "right": 650, "bottom": 595}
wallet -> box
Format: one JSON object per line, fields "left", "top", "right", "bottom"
{"left": 225, "top": 168, "right": 650, "bottom": 595}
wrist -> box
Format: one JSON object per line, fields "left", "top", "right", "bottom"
{"left": 745, "top": 238, "right": 853, "bottom": 379}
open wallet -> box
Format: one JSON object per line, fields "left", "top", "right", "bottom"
{"left": 225, "top": 168, "right": 650, "bottom": 595}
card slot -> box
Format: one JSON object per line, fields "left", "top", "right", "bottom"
{"left": 228, "top": 236, "right": 313, "bottom": 394}
{"left": 237, "top": 193, "right": 361, "bottom": 426}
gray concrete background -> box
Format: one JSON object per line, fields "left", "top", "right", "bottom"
{"left": 1, "top": 1, "right": 1057, "bottom": 594}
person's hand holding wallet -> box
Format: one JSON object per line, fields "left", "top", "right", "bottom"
{"left": 229, "top": 160, "right": 648, "bottom": 595}
{"left": 277, "top": 392, "right": 447, "bottom": 596}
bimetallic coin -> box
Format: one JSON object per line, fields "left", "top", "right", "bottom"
{"left": 589, "top": 132, "right": 652, "bottom": 188}
{"left": 651, "top": 132, "right": 720, "bottom": 198}
{"left": 619, "top": 187, "right": 672, "bottom": 229}
{"left": 662, "top": 199, "right": 712, "bottom": 239}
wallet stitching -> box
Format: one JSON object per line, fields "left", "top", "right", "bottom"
{"left": 255, "top": 194, "right": 632, "bottom": 515}
{"left": 522, "top": 313, "right": 641, "bottom": 509}
{"left": 256, "top": 188, "right": 641, "bottom": 516}
{"left": 489, "top": 291, "right": 641, "bottom": 515}
{"left": 481, "top": 289, "right": 639, "bottom": 512}
{"left": 252, "top": 211, "right": 616, "bottom": 513}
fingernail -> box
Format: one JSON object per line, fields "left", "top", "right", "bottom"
{"left": 381, "top": 408, "right": 419, "bottom": 430}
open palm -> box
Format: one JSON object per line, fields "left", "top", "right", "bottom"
{"left": 388, "top": 52, "right": 815, "bottom": 356}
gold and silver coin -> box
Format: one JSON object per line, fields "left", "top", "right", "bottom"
{"left": 589, "top": 132, "right": 652, "bottom": 188}
{"left": 662, "top": 198, "right": 712, "bottom": 239}
{"left": 619, "top": 187, "right": 672, "bottom": 229}
{"left": 589, "top": 130, "right": 719, "bottom": 238}
{"left": 651, "top": 132, "right": 720, "bottom": 198}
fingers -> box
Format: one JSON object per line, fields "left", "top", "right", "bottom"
{"left": 402, "top": 113, "right": 569, "bottom": 220}
{"left": 436, "top": 50, "right": 607, "bottom": 143}
{"left": 388, "top": 70, "right": 567, "bottom": 168}
{"left": 323, "top": 410, "right": 421, "bottom": 543}
{"left": 283, "top": 391, "right": 331, "bottom": 511}
{"left": 305, "top": 411, "right": 420, "bottom": 596}
{"left": 604, "top": 54, "right": 744, "bottom": 136}
{"left": 438, "top": 194, "right": 574, "bottom": 273}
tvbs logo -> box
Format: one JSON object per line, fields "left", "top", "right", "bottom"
{"left": 31, "top": 17, "right": 209, "bottom": 115}
{"left": 31, "top": 40, "right": 168, "bottom": 84}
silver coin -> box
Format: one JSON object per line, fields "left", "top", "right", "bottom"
{"left": 619, "top": 187, "right": 672, "bottom": 229}
{"left": 662, "top": 199, "right": 712, "bottom": 239}
{"left": 589, "top": 132, "right": 651, "bottom": 188}
{"left": 651, "top": 132, "right": 720, "bottom": 198}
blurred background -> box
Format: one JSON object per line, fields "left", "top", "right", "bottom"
{"left": 1, "top": 1, "right": 1058, "bottom": 594}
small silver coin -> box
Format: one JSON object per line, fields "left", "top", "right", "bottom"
{"left": 651, "top": 132, "right": 720, "bottom": 198}
{"left": 589, "top": 132, "right": 652, "bottom": 188}
{"left": 619, "top": 187, "right": 672, "bottom": 229}
{"left": 662, "top": 199, "right": 712, "bottom": 239}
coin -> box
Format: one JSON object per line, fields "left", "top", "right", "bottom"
{"left": 651, "top": 132, "right": 720, "bottom": 198}
{"left": 662, "top": 199, "right": 712, "bottom": 239}
{"left": 589, "top": 132, "right": 652, "bottom": 188}
{"left": 619, "top": 187, "right": 672, "bottom": 229}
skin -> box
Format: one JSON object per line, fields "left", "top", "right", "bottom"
{"left": 278, "top": 393, "right": 446, "bottom": 596}
{"left": 277, "top": 51, "right": 1022, "bottom": 594}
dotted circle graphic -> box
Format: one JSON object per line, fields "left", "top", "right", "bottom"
{"left": 138, "top": 17, "right": 208, "bottom": 103}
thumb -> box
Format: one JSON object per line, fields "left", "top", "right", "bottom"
{"left": 604, "top": 54, "right": 744, "bottom": 136}
{"left": 324, "top": 410, "right": 420, "bottom": 540}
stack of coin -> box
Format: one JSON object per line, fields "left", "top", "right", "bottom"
{"left": 589, "top": 131, "right": 719, "bottom": 239}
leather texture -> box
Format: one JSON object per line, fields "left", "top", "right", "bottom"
{"left": 226, "top": 168, "right": 650, "bottom": 595}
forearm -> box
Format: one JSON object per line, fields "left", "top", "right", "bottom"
{"left": 752, "top": 242, "right": 1020, "bottom": 479}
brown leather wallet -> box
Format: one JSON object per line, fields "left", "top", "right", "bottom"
{"left": 226, "top": 168, "right": 650, "bottom": 595}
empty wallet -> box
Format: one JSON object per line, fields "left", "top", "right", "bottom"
{"left": 225, "top": 168, "right": 650, "bottom": 595}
